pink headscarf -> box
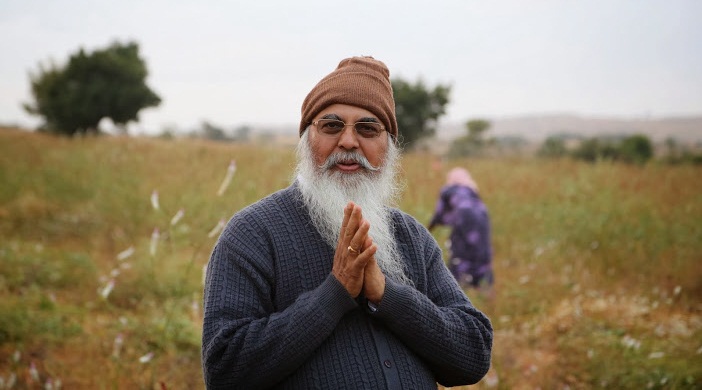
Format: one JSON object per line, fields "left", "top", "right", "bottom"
{"left": 446, "top": 167, "right": 479, "bottom": 192}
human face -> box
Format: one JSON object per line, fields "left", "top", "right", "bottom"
{"left": 308, "top": 104, "right": 390, "bottom": 173}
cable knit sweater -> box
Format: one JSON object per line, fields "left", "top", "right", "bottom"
{"left": 202, "top": 182, "right": 493, "bottom": 389}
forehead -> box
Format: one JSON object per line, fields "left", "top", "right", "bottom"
{"left": 316, "top": 104, "right": 378, "bottom": 121}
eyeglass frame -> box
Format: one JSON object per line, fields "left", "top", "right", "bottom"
{"left": 310, "top": 118, "right": 388, "bottom": 139}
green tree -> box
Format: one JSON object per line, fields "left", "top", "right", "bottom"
{"left": 619, "top": 134, "right": 653, "bottom": 165}
{"left": 24, "top": 41, "right": 161, "bottom": 136}
{"left": 465, "top": 119, "right": 491, "bottom": 146}
{"left": 391, "top": 78, "right": 450, "bottom": 149}
{"left": 538, "top": 136, "right": 568, "bottom": 158}
{"left": 572, "top": 138, "right": 617, "bottom": 162}
{"left": 447, "top": 118, "right": 492, "bottom": 158}
{"left": 571, "top": 134, "right": 652, "bottom": 165}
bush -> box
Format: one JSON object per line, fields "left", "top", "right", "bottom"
{"left": 571, "top": 134, "right": 653, "bottom": 165}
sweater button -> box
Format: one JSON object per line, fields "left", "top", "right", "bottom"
{"left": 383, "top": 360, "right": 392, "bottom": 368}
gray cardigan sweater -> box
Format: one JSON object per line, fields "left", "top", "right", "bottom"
{"left": 202, "top": 183, "right": 492, "bottom": 389}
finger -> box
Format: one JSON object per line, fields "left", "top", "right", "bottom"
{"left": 361, "top": 242, "right": 377, "bottom": 259}
{"left": 362, "top": 248, "right": 386, "bottom": 303}
{"left": 337, "top": 202, "right": 355, "bottom": 252}
{"left": 361, "top": 236, "right": 373, "bottom": 252}
{"left": 344, "top": 204, "right": 363, "bottom": 243}
{"left": 349, "top": 219, "right": 370, "bottom": 253}
{"left": 339, "top": 202, "right": 354, "bottom": 237}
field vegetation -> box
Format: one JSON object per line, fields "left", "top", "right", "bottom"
{"left": 0, "top": 129, "right": 700, "bottom": 389}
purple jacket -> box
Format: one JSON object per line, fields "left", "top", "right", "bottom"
{"left": 429, "top": 185, "right": 492, "bottom": 275}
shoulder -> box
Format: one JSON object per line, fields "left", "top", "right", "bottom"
{"left": 235, "top": 184, "right": 300, "bottom": 220}
{"left": 220, "top": 184, "right": 302, "bottom": 240}
{"left": 390, "top": 208, "right": 433, "bottom": 243}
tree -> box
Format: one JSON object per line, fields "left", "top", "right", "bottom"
{"left": 24, "top": 41, "right": 161, "bottom": 135}
{"left": 538, "top": 136, "right": 568, "bottom": 158}
{"left": 570, "top": 134, "right": 653, "bottom": 165}
{"left": 391, "top": 78, "right": 450, "bottom": 149}
{"left": 571, "top": 138, "right": 618, "bottom": 162}
{"left": 619, "top": 134, "right": 653, "bottom": 165}
{"left": 447, "top": 118, "right": 492, "bottom": 158}
{"left": 465, "top": 119, "right": 491, "bottom": 146}
{"left": 200, "top": 121, "right": 228, "bottom": 141}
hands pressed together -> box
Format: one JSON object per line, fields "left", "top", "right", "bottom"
{"left": 331, "top": 202, "right": 386, "bottom": 304}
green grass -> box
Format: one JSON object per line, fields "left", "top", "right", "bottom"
{"left": 0, "top": 129, "right": 700, "bottom": 389}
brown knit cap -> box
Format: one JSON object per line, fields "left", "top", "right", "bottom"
{"left": 300, "top": 56, "right": 397, "bottom": 139}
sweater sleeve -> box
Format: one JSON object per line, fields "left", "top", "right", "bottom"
{"left": 201, "top": 221, "right": 358, "bottom": 389}
{"left": 371, "top": 217, "right": 493, "bottom": 386}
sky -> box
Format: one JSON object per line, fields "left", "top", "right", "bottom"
{"left": 1, "top": 0, "right": 701, "bottom": 134}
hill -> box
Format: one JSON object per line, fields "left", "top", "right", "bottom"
{"left": 437, "top": 114, "right": 702, "bottom": 144}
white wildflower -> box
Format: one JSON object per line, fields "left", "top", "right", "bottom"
{"left": 150, "top": 190, "right": 160, "bottom": 210}
{"left": 53, "top": 378, "right": 62, "bottom": 390}
{"left": 191, "top": 300, "right": 200, "bottom": 316}
{"left": 150, "top": 228, "right": 160, "bottom": 257}
{"left": 621, "top": 335, "right": 641, "bottom": 350}
{"left": 170, "top": 208, "right": 185, "bottom": 226}
{"left": 208, "top": 218, "right": 226, "bottom": 238}
{"left": 139, "top": 352, "right": 154, "bottom": 364}
{"left": 116, "top": 246, "right": 135, "bottom": 261}
{"left": 100, "top": 279, "right": 115, "bottom": 300}
{"left": 112, "top": 333, "right": 124, "bottom": 358}
{"left": 648, "top": 351, "right": 665, "bottom": 359}
{"left": 216, "top": 160, "right": 237, "bottom": 196}
{"left": 29, "top": 361, "right": 39, "bottom": 381}
{"left": 484, "top": 371, "right": 499, "bottom": 387}
{"left": 202, "top": 263, "right": 208, "bottom": 286}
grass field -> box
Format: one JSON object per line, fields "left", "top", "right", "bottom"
{"left": 1, "top": 129, "right": 700, "bottom": 389}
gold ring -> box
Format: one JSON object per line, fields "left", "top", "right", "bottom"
{"left": 347, "top": 245, "right": 359, "bottom": 255}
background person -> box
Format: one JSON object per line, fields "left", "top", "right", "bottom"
{"left": 428, "top": 167, "right": 494, "bottom": 297}
{"left": 201, "top": 56, "right": 493, "bottom": 389}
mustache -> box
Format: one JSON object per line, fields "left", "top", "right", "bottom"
{"left": 319, "top": 151, "right": 380, "bottom": 172}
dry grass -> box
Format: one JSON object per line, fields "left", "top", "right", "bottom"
{"left": 1, "top": 129, "right": 700, "bottom": 389}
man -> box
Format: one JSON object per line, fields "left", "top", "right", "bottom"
{"left": 202, "top": 56, "right": 492, "bottom": 389}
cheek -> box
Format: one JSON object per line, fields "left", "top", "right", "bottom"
{"left": 365, "top": 144, "right": 388, "bottom": 167}
{"left": 309, "top": 137, "right": 334, "bottom": 165}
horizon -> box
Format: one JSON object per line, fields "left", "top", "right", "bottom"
{"left": 2, "top": 1, "right": 701, "bottom": 134}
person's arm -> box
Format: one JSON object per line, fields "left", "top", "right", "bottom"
{"left": 370, "top": 222, "right": 493, "bottom": 386}
{"left": 427, "top": 186, "right": 452, "bottom": 230}
{"left": 201, "top": 230, "right": 357, "bottom": 389}
{"left": 427, "top": 196, "right": 444, "bottom": 231}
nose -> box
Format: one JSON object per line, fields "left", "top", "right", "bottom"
{"left": 337, "top": 124, "right": 360, "bottom": 149}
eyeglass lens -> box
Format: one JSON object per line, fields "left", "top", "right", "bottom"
{"left": 315, "top": 119, "right": 383, "bottom": 138}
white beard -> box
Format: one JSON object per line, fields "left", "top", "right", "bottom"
{"left": 294, "top": 131, "right": 411, "bottom": 285}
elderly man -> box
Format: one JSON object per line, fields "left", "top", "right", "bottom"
{"left": 202, "top": 56, "right": 492, "bottom": 389}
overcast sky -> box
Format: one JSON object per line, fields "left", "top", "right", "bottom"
{"left": 1, "top": 0, "right": 701, "bottom": 134}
